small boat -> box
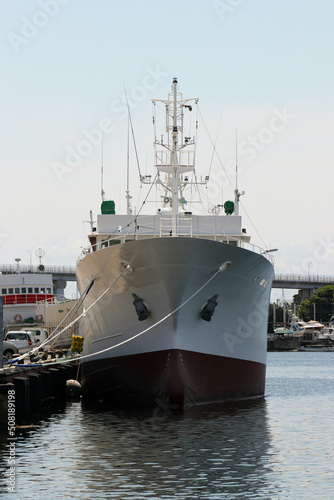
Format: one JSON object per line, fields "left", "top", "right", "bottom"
{"left": 76, "top": 78, "right": 275, "bottom": 409}
{"left": 274, "top": 327, "right": 292, "bottom": 336}
{"left": 298, "top": 345, "right": 334, "bottom": 352}
{"left": 304, "top": 320, "right": 324, "bottom": 331}
{"left": 292, "top": 321, "right": 324, "bottom": 342}
{"left": 319, "top": 327, "right": 334, "bottom": 342}
{"left": 291, "top": 320, "right": 307, "bottom": 333}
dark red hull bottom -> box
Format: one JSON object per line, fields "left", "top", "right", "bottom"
{"left": 81, "top": 350, "right": 266, "bottom": 410}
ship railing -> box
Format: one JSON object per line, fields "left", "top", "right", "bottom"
{"left": 78, "top": 234, "right": 127, "bottom": 260}
{"left": 2, "top": 293, "right": 54, "bottom": 305}
{"left": 78, "top": 215, "right": 275, "bottom": 263}
{"left": 242, "top": 241, "right": 276, "bottom": 264}
{"left": 155, "top": 150, "right": 195, "bottom": 170}
{"left": 36, "top": 295, "right": 76, "bottom": 306}
{"left": 159, "top": 217, "right": 193, "bottom": 237}
{"left": 46, "top": 324, "right": 77, "bottom": 348}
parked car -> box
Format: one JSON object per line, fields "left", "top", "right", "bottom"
{"left": 4, "top": 331, "right": 39, "bottom": 354}
{"left": 2, "top": 340, "right": 19, "bottom": 359}
{"left": 20, "top": 327, "right": 50, "bottom": 348}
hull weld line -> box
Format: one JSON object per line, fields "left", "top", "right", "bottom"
{"left": 92, "top": 333, "right": 124, "bottom": 343}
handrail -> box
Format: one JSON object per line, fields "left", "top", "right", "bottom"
{"left": 0, "top": 264, "right": 76, "bottom": 274}
{"left": 274, "top": 274, "right": 334, "bottom": 283}
{"left": 78, "top": 229, "right": 274, "bottom": 264}
{"left": 2, "top": 293, "right": 53, "bottom": 305}
{"left": 36, "top": 295, "right": 77, "bottom": 306}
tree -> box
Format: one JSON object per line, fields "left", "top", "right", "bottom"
{"left": 292, "top": 293, "right": 301, "bottom": 306}
{"left": 297, "top": 285, "right": 334, "bottom": 323}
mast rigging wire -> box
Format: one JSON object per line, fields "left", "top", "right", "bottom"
{"left": 124, "top": 84, "right": 142, "bottom": 182}
{"left": 197, "top": 105, "right": 269, "bottom": 250}
{"left": 112, "top": 171, "right": 159, "bottom": 234}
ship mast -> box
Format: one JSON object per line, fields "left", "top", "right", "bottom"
{"left": 101, "top": 131, "right": 105, "bottom": 202}
{"left": 126, "top": 113, "right": 132, "bottom": 215}
{"left": 171, "top": 77, "right": 179, "bottom": 235}
{"left": 149, "top": 78, "right": 206, "bottom": 236}
{"left": 234, "top": 129, "right": 245, "bottom": 216}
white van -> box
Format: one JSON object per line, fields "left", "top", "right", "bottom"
{"left": 20, "top": 327, "right": 52, "bottom": 350}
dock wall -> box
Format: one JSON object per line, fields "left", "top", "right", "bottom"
{"left": 0, "top": 361, "right": 80, "bottom": 425}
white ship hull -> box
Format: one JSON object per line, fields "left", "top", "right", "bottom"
{"left": 76, "top": 237, "right": 274, "bottom": 409}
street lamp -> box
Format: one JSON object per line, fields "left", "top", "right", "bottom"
{"left": 308, "top": 262, "right": 312, "bottom": 278}
{"left": 261, "top": 248, "right": 278, "bottom": 255}
{"left": 15, "top": 258, "right": 21, "bottom": 274}
{"left": 28, "top": 250, "right": 32, "bottom": 271}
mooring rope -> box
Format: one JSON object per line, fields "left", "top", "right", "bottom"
{"left": 6, "top": 279, "right": 96, "bottom": 364}
{"left": 18, "top": 262, "right": 229, "bottom": 369}
{"left": 7, "top": 265, "right": 131, "bottom": 364}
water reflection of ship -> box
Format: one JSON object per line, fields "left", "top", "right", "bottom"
{"left": 78, "top": 399, "right": 275, "bottom": 498}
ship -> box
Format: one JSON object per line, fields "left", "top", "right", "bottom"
{"left": 0, "top": 258, "right": 77, "bottom": 348}
{"left": 0, "top": 262, "right": 54, "bottom": 329}
{"left": 76, "top": 78, "right": 275, "bottom": 409}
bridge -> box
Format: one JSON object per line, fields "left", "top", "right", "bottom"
{"left": 272, "top": 274, "right": 334, "bottom": 299}
{"left": 0, "top": 264, "right": 76, "bottom": 296}
{"left": 0, "top": 264, "right": 76, "bottom": 279}
{"left": 1, "top": 265, "right": 334, "bottom": 299}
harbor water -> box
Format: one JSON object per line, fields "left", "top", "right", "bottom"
{"left": 1, "top": 352, "right": 334, "bottom": 499}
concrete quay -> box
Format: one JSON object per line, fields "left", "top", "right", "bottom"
{"left": 0, "top": 357, "right": 80, "bottom": 425}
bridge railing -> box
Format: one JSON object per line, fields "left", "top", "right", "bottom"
{"left": 0, "top": 264, "right": 76, "bottom": 275}
{"left": 1, "top": 266, "right": 334, "bottom": 285}
{"left": 274, "top": 274, "right": 334, "bottom": 283}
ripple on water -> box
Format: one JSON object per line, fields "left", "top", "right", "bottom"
{"left": 0, "top": 353, "right": 333, "bottom": 499}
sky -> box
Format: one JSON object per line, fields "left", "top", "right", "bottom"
{"left": 1, "top": 0, "right": 334, "bottom": 300}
